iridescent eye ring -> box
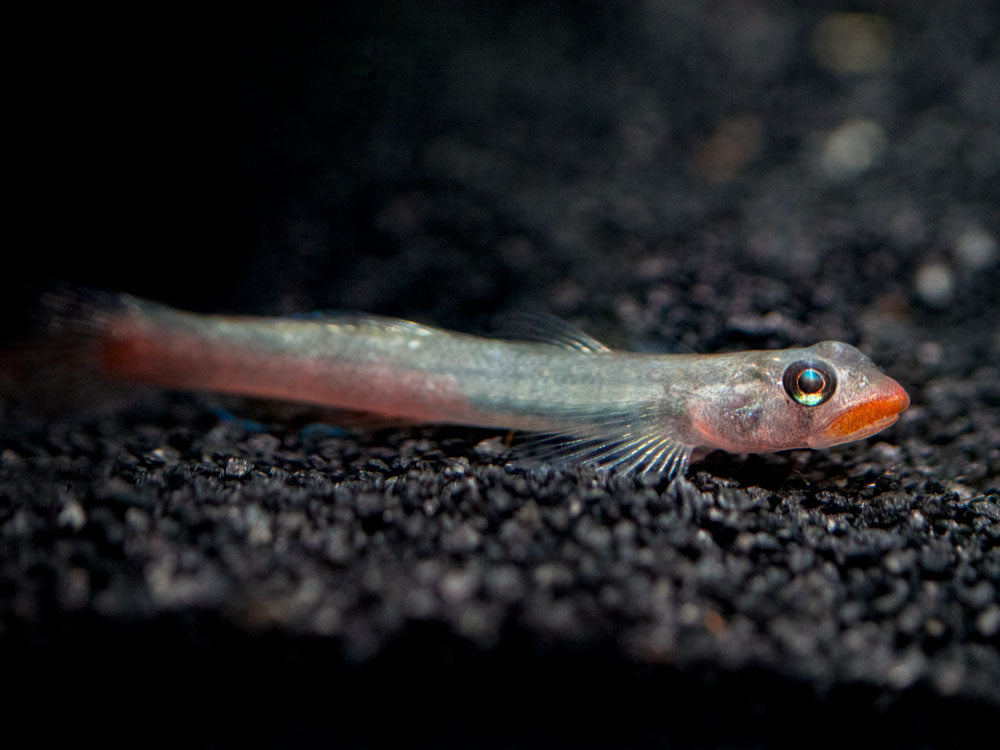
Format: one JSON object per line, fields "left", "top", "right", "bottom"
{"left": 782, "top": 360, "right": 836, "bottom": 406}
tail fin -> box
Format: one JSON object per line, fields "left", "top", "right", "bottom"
{"left": 0, "top": 285, "right": 155, "bottom": 416}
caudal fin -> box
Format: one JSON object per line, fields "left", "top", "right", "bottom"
{"left": 0, "top": 285, "right": 155, "bottom": 416}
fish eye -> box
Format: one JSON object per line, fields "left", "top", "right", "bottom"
{"left": 782, "top": 360, "right": 836, "bottom": 406}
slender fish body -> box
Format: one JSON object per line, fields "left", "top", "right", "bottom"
{"left": 17, "top": 291, "right": 910, "bottom": 477}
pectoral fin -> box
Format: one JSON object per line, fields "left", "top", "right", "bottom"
{"left": 520, "top": 404, "right": 693, "bottom": 478}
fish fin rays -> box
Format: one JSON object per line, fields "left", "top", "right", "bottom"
{"left": 493, "top": 312, "right": 612, "bottom": 353}
{"left": 518, "top": 405, "right": 692, "bottom": 479}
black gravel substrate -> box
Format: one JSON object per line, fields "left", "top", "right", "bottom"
{"left": 4, "top": 2, "right": 999, "bottom": 747}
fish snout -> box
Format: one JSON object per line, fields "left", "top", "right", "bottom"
{"left": 810, "top": 377, "right": 910, "bottom": 448}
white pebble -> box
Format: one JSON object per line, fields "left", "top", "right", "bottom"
{"left": 914, "top": 263, "right": 954, "bottom": 308}
{"left": 225, "top": 457, "right": 253, "bottom": 477}
{"left": 954, "top": 228, "right": 998, "bottom": 270}
{"left": 820, "top": 119, "right": 887, "bottom": 180}
{"left": 976, "top": 605, "right": 1000, "bottom": 637}
{"left": 58, "top": 499, "right": 87, "bottom": 531}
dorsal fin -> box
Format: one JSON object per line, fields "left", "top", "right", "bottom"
{"left": 494, "top": 312, "right": 611, "bottom": 352}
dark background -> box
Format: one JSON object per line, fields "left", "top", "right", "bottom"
{"left": 3, "top": 1, "right": 999, "bottom": 746}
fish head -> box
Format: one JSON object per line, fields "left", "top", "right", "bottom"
{"left": 687, "top": 341, "right": 909, "bottom": 454}
{"left": 796, "top": 340, "right": 910, "bottom": 449}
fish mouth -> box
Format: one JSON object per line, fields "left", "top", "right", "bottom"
{"left": 809, "top": 379, "right": 910, "bottom": 449}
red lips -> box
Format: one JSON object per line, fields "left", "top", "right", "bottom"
{"left": 824, "top": 379, "right": 910, "bottom": 439}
